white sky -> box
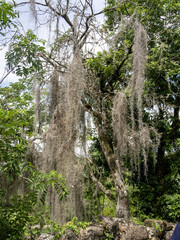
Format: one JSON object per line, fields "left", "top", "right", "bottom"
{"left": 0, "top": 0, "right": 106, "bottom": 87}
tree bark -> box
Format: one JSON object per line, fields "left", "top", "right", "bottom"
{"left": 97, "top": 127, "right": 130, "bottom": 220}
{"left": 116, "top": 188, "right": 129, "bottom": 219}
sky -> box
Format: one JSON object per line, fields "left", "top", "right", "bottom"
{"left": 0, "top": 0, "right": 106, "bottom": 87}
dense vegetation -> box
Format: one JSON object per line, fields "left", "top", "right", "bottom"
{"left": 0, "top": 0, "right": 179, "bottom": 239}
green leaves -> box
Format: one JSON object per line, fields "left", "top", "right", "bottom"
{"left": 0, "top": 195, "right": 33, "bottom": 240}
{"left": 160, "top": 194, "right": 180, "bottom": 222}
{"left": 87, "top": 0, "right": 180, "bottom": 223}
{"left": 48, "top": 217, "right": 91, "bottom": 239}
{"left": 0, "top": 80, "right": 34, "bottom": 179}
{"left": 0, "top": 169, "right": 68, "bottom": 240}
{"left": 28, "top": 169, "right": 69, "bottom": 204}
{"left": 0, "top": 0, "right": 18, "bottom": 35}
{"left": 6, "top": 30, "right": 46, "bottom": 77}
{"left": 0, "top": 162, "right": 68, "bottom": 239}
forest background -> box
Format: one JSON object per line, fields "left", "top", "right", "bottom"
{"left": 0, "top": 0, "right": 179, "bottom": 239}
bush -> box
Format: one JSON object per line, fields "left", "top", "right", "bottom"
{"left": 0, "top": 194, "right": 33, "bottom": 240}
{"left": 160, "top": 194, "right": 180, "bottom": 222}
{"left": 0, "top": 170, "right": 68, "bottom": 240}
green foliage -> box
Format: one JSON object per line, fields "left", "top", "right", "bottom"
{"left": 100, "top": 195, "right": 116, "bottom": 218}
{"left": 160, "top": 194, "right": 180, "bottom": 222}
{"left": 28, "top": 169, "right": 69, "bottom": 204}
{"left": 84, "top": 136, "right": 116, "bottom": 220}
{"left": 101, "top": 0, "right": 180, "bottom": 223}
{"left": 0, "top": 79, "right": 68, "bottom": 239}
{"left": 130, "top": 217, "right": 144, "bottom": 225}
{"left": 0, "top": 80, "right": 34, "bottom": 110}
{"left": 155, "top": 152, "right": 180, "bottom": 222}
{"left": 0, "top": 0, "right": 18, "bottom": 35}
{"left": 60, "top": 217, "right": 90, "bottom": 235}
{"left": 154, "top": 223, "right": 162, "bottom": 232}
{"left": 129, "top": 184, "right": 156, "bottom": 221}
{"left": 0, "top": 168, "right": 68, "bottom": 240}
{"left": 0, "top": 80, "right": 34, "bottom": 180}
{"left": 47, "top": 217, "right": 91, "bottom": 239}
{"left": 0, "top": 0, "right": 179, "bottom": 231}
{"left": 104, "top": 229, "right": 114, "bottom": 240}
{"left": 86, "top": 49, "right": 131, "bottom": 93}
{"left": 0, "top": 191, "right": 50, "bottom": 240}
{"left": 6, "top": 30, "right": 46, "bottom": 77}
{"left": 105, "top": 0, "right": 180, "bottom": 33}
{"left": 0, "top": 193, "right": 34, "bottom": 240}
{"left": 128, "top": 151, "right": 180, "bottom": 222}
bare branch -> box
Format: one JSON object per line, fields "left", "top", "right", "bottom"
{"left": 0, "top": 66, "right": 16, "bottom": 85}
{"left": 38, "top": 52, "right": 67, "bottom": 72}
{"left": 81, "top": 97, "right": 102, "bottom": 120}
{"left": 62, "top": 0, "right": 69, "bottom": 16}
{"left": 78, "top": 1, "right": 125, "bottom": 47}
{"left": 14, "top": 1, "right": 47, "bottom": 8}
{"left": 85, "top": 0, "right": 94, "bottom": 16}
{"left": 93, "top": 2, "right": 125, "bottom": 17}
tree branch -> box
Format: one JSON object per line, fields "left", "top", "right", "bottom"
{"left": 86, "top": 157, "right": 116, "bottom": 202}
{"left": 78, "top": 2, "right": 124, "bottom": 47}
{"left": 38, "top": 52, "right": 66, "bottom": 72}
{"left": 0, "top": 66, "right": 16, "bottom": 84}
{"left": 14, "top": 1, "right": 47, "bottom": 8}
{"left": 81, "top": 97, "right": 102, "bottom": 120}
{"left": 62, "top": 0, "right": 69, "bottom": 16}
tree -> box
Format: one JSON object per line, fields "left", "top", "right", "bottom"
{"left": 2, "top": 0, "right": 179, "bottom": 223}
{"left": 7, "top": 0, "right": 125, "bottom": 223}
{"left": 103, "top": 0, "right": 180, "bottom": 220}
{"left": 84, "top": 22, "right": 160, "bottom": 219}
{"left": 0, "top": 4, "right": 68, "bottom": 238}
{"left": 0, "top": 80, "right": 69, "bottom": 239}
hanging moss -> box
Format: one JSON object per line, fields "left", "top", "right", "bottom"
{"left": 113, "top": 20, "right": 160, "bottom": 177}
{"left": 42, "top": 57, "right": 86, "bottom": 224}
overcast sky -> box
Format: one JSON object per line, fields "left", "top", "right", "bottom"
{"left": 0, "top": 0, "right": 106, "bottom": 87}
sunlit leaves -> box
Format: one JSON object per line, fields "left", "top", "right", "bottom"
{"left": 5, "top": 30, "right": 46, "bottom": 77}
{"left": 0, "top": 80, "right": 34, "bottom": 179}
{"left": 0, "top": 0, "right": 18, "bottom": 35}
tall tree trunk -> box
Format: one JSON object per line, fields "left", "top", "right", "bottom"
{"left": 116, "top": 188, "right": 129, "bottom": 219}
{"left": 98, "top": 127, "right": 130, "bottom": 219}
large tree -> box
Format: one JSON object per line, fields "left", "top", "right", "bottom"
{"left": 100, "top": 0, "right": 180, "bottom": 220}
{"left": 2, "top": 0, "right": 179, "bottom": 223}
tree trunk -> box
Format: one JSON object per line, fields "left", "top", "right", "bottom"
{"left": 114, "top": 165, "right": 130, "bottom": 219}
{"left": 116, "top": 187, "right": 129, "bottom": 219}
{"left": 98, "top": 127, "right": 130, "bottom": 220}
